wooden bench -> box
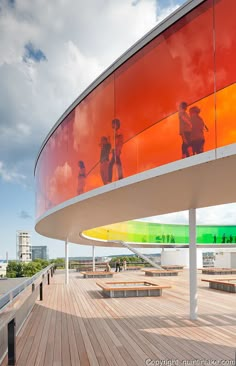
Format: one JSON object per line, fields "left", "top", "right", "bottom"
{"left": 200, "top": 268, "right": 236, "bottom": 275}
{"left": 202, "top": 278, "right": 236, "bottom": 292}
{"left": 76, "top": 264, "right": 107, "bottom": 272}
{"left": 96, "top": 280, "right": 171, "bottom": 298}
{"left": 162, "top": 265, "right": 184, "bottom": 270}
{"left": 80, "top": 271, "right": 114, "bottom": 279}
{"left": 143, "top": 269, "right": 181, "bottom": 277}
{"left": 125, "top": 266, "right": 142, "bottom": 271}
{"left": 76, "top": 267, "right": 93, "bottom": 272}
{"left": 75, "top": 262, "right": 108, "bottom": 271}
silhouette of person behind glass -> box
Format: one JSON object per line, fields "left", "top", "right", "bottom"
{"left": 178, "top": 101, "right": 192, "bottom": 158}
{"left": 77, "top": 160, "right": 86, "bottom": 194}
{"left": 189, "top": 106, "right": 208, "bottom": 155}
{"left": 170, "top": 235, "right": 175, "bottom": 243}
{"left": 222, "top": 233, "right": 226, "bottom": 244}
{"left": 99, "top": 136, "right": 111, "bottom": 185}
{"left": 108, "top": 118, "right": 124, "bottom": 182}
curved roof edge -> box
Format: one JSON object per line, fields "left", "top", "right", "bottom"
{"left": 34, "top": 0, "right": 205, "bottom": 174}
{"left": 35, "top": 145, "right": 236, "bottom": 246}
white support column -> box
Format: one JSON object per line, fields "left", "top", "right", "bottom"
{"left": 65, "top": 239, "right": 69, "bottom": 285}
{"left": 161, "top": 248, "right": 164, "bottom": 265}
{"left": 189, "top": 208, "right": 197, "bottom": 320}
{"left": 92, "top": 246, "right": 95, "bottom": 272}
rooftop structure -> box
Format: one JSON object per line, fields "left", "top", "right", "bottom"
{"left": 0, "top": 262, "right": 7, "bottom": 278}
{"left": 2, "top": 270, "right": 236, "bottom": 365}
{"left": 16, "top": 231, "right": 32, "bottom": 263}
{"left": 32, "top": 246, "right": 48, "bottom": 261}
{"left": 34, "top": 0, "right": 235, "bottom": 322}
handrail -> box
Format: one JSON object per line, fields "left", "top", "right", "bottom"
{"left": 0, "top": 264, "right": 54, "bottom": 311}
{"left": 108, "top": 240, "right": 163, "bottom": 269}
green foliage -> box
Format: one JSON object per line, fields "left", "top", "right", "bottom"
{"left": 23, "top": 262, "right": 42, "bottom": 277}
{"left": 51, "top": 258, "right": 65, "bottom": 269}
{"left": 33, "top": 258, "right": 50, "bottom": 268}
{"left": 6, "top": 261, "right": 24, "bottom": 277}
{"left": 6, "top": 259, "right": 51, "bottom": 278}
{"left": 109, "top": 255, "right": 142, "bottom": 266}
{"left": 6, "top": 271, "right": 17, "bottom": 278}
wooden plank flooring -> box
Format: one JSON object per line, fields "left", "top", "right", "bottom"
{"left": 2, "top": 269, "right": 236, "bottom": 365}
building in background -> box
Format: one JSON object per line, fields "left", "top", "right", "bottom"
{"left": 0, "top": 261, "right": 7, "bottom": 277}
{"left": 215, "top": 249, "right": 236, "bottom": 268}
{"left": 32, "top": 246, "right": 48, "bottom": 261}
{"left": 16, "top": 231, "right": 32, "bottom": 262}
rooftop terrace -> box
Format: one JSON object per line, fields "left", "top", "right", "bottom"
{"left": 2, "top": 269, "right": 236, "bottom": 365}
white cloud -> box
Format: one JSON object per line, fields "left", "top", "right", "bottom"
{"left": 139, "top": 203, "right": 236, "bottom": 226}
{"left": 156, "top": 4, "right": 180, "bottom": 24}
{"left": 1, "top": 0, "right": 175, "bottom": 182}
{"left": 0, "top": 160, "right": 26, "bottom": 183}
{"left": 18, "top": 210, "right": 32, "bottom": 219}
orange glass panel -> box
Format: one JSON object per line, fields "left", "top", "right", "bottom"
{"left": 115, "top": 0, "right": 215, "bottom": 175}
{"left": 114, "top": 1, "right": 214, "bottom": 143}
{"left": 216, "top": 84, "right": 236, "bottom": 148}
{"left": 45, "top": 116, "right": 69, "bottom": 210}
{"left": 68, "top": 75, "right": 115, "bottom": 196}
{"left": 215, "top": 0, "right": 236, "bottom": 148}
{"left": 36, "top": 0, "right": 221, "bottom": 218}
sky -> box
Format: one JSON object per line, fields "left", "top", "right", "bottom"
{"left": 0, "top": 0, "right": 236, "bottom": 260}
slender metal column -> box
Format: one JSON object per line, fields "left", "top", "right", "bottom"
{"left": 65, "top": 239, "right": 69, "bottom": 284}
{"left": 8, "top": 318, "right": 16, "bottom": 365}
{"left": 39, "top": 282, "right": 43, "bottom": 301}
{"left": 92, "top": 246, "right": 95, "bottom": 272}
{"left": 189, "top": 208, "right": 198, "bottom": 320}
{"left": 161, "top": 248, "right": 164, "bottom": 265}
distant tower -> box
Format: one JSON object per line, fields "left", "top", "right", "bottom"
{"left": 16, "top": 231, "right": 32, "bottom": 262}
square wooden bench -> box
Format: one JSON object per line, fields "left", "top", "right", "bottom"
{"left": 143, "top": 269, "right": 181, "bottom": 277}
{"left": 200, "top": 268, "right": 236, "bottom": 275}
{"left": 162, "top": 265, "right": 184, "bottom": 270}
{"left": 202, "top": 278, "right": 236, "bottom": 292}
{"left": 80, "top": 271, "right": 114, "bottom": 279}
{"left": 96, "top": 280, "right": 171, "bottom": 297}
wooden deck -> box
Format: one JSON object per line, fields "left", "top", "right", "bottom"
{"left": 2, "top": 269, "right": 236, "bottom": 365}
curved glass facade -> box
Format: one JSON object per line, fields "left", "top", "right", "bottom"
{"left": 35, "top": 0, "right": 236, "bottom": 218}
{"left": 83, "top": 221, "right": 236, "bottom": 246}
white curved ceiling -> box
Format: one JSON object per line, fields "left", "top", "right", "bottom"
{"left": 35, "top": 145, "right": 236, "bottom": 247}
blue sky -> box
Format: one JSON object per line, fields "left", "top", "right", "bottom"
{"left": 1, "top": 0, "right": 235, "bottom": 260}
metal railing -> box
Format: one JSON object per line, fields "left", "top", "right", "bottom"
{"left": 108, "top": 240, "right": 163, "bottom": 269}
{"left": 0, "top": 264, "right": 54, "bottom": 365}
